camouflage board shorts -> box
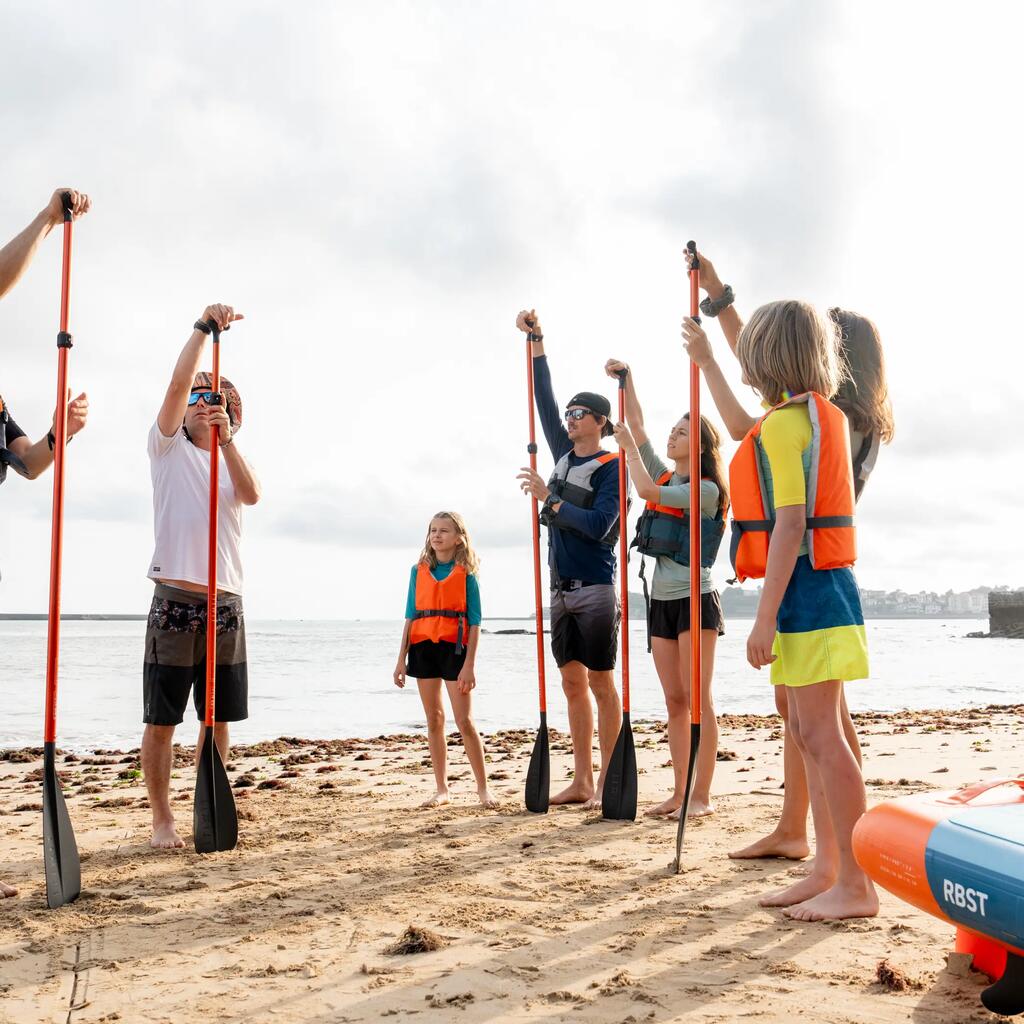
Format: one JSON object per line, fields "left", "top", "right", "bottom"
{"left": 142, "top": 583, "right": 248, "bottom": 726}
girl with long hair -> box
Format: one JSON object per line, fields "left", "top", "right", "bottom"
{"left": 682, "top": 250, "right": 893, "bottom": 867}
{"left": 726, "top": 299, "right": 877, "bottom": 921}
{"left": 603, "top": 358, "right": 728, "bottom": 819}
{"left": 394, "top": 511, "right": 496, "bottom": 809}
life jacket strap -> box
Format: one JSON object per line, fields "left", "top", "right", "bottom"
{"left": 413, "top": 608, "right": 467, "bottom": 654}
{"left": 806, "top": 515, "right": 854, "bottom": 529}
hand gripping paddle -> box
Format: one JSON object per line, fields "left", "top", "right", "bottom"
{"left": 673, "top": 241, "right": 703, "bottom": 872}
{"left": 523, "top": 321, "right": 550, "bottom": 813}
{"left": 193, "top": 320, "right": 239, "bottom": 854}
{"left": 41, "top": 192, "right": 81, "bottom": 909}
{"left": 601, "top": 370, "right": 637, "bottom": 821}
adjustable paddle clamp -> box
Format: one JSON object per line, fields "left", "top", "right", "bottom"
{"left": 60, "top": 191, "right": 73, "bottom": 222}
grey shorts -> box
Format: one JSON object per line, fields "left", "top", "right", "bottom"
{"left": 550, "top": 583, "right": 620, "bottom": 672}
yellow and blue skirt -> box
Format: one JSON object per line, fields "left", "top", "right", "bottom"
{"left": 771, "top": 556, "right": 869, "bottom": 687}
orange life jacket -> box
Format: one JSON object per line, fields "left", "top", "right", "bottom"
{"left": 409, "top": 563, "right": 469, "bottom": 652}
{"left": 728, "top": 392, "right": 856, "bottom": 583}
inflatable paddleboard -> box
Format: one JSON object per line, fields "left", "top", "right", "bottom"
{"left": 853, "top": 777, "right": 1024, "bottom": 1016}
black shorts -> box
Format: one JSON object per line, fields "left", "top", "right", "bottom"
{"left": 407, "top": 639, "right": 466, "bottom": 682}
{"left": 143, "top": 584, "right": 249, "bottom": 726}
{"left": 649, "top": 590, "right": 725, "bottom": 640}
{"left": 550, "top": 583, "right": 619, "bottom": 672}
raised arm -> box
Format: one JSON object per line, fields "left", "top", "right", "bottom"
{"left": 612, "top": 422, "right": 659, "bottom": 501}
{"left": 516, "top": 308, "right": 572, "bottom": 461}
{"left": 0, "top": 189, "right": 90, "bottom": 301}
{"left": 157, "top": 304, "right": 243, "bottom": 438}
{"left": 8, "top": 391, "right": 89, "bottom": 479}
{"left": 685, "top": 248, "right": 744, "bottom": 357}
{"left": 682, "top": 317, "right": 757, "bottom": 441}
{"left": 604, "top": 360, "right": 648, "bottom": 446}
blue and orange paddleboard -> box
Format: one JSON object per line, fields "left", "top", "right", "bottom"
{"left": 853, "top": 777, "right": 1024, "bottom": 1016}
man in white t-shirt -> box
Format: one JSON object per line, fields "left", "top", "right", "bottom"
{"left": 140, "top": 303, "right": 261, "bottom": 850}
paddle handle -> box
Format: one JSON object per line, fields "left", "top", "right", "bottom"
{"left": 525, "top": 333, "right": 547, "bottom": 713}
{"left": 617, "top": 372, "right": 630, "bottom": 712}
{"left": 43, "top": 195, "right": 75, "bottom": 745}
{"left": 687, "top": 241, "right": 702, "bottom": 727}
{"left": 205, "top": 326, "right": 221, "bottom": 728}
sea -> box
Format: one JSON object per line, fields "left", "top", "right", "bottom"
{"left": 0, "top": 618, "right": 1018, "bottom": 752}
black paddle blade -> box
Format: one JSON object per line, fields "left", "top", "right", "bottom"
{"left": 672, "top": 722, "right": 702, "bottom": 873}
{"left": 602, "top": 712, "right": 638, "bottom": 821}
{"left": 525, "top": 712, "right": 550, "bottom": 813}
{"left": 42, "top": 742, "right": 80, "bottom": 909}
{"left": 193, "top": 731, "right": 238, "bottom": 854}
{"left": 981, "top": 951, "right": 1024, "bottom": 1017}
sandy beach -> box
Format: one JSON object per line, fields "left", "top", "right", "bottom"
{"left": 2, "top": 706, "right": 1022, "bottom": 1023}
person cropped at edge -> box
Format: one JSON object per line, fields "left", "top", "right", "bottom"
{"left": 139, "top": 303, "right": 261, "bottom": 851}
{"left": 514, "top": 308, "right": 623, "bottom": 809}
{"left": 681, "top": 247, "right": 894, "bottom": 866}
{"left": 0, "top": 187, "right": 92, "bottom": 899}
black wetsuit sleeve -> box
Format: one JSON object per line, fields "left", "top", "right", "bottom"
{"left": 532, "top": 356, "right": 572, "bottom": 462}
{"left": 4, "top": 412, "right": 25, "bottom": 444}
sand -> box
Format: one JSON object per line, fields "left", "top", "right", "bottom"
{"left": 2, "top": 706, "right": 1023, "bottom": 1023}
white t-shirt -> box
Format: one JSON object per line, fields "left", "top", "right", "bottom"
{"left": 147, "top": 422, "right": 244, "bottom": 594}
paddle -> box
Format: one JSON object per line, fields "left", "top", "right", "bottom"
{"left": 674, "top": 241, "right": 703, "bottom": 872}
{"left": 193, "top": 320, "right": 239, "bottom": 854}
{"left": 523, "top": 320, "right": 550, "bottom": 813}
{"left": 601, "top": 370, "right": 637, "bottom": 821}
{"left": 41, "top": 191, "right": 81, "bottom": 909}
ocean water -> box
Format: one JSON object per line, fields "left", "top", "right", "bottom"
{"left": 0, "top": 618, "right": 1017, "bottom": 752}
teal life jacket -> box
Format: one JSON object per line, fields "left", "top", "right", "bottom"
{"left": 631, "top": 470, "right": 725, "bottom": 568}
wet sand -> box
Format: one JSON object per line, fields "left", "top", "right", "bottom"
{"left": 2, "top": 706, "right": 1022, "bottom": 1023}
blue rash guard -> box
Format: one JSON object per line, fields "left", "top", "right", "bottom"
{"left": 532, "top": 355, "right": 619, "bottom": 586}
{"left": 404, "top": 560, "right": 482, "bottom": 625}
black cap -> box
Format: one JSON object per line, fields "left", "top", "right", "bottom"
{"left": 566, "top": 391, "right": 611, "bottom": 418}
{"left": 566, "top": 391, "right": 613, "bottom": 436}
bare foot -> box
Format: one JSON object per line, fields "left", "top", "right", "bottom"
{"left": 687, "top": 799, "right": 716, "bottom": 817}
{"left": 729, "top": 831, "right": 810, "bottom": 861}
{"left": 759, "top": 870, "right": 835, "bottom": 908}
{"left": 784, "top": 879, "right": 879, "bottom": 922}
{"left": 550, "top": 781, "right": 595, "bottom": 806}
{"left": 420, "top": 791, "right": 450, "bottom": 809}
{"left": 0, "top": 880, "right": 17, "bottom": 898}
{"left": 150, "top": 821, "right": 185, "bottom": 850}
{"left": 790, "top": 855, "right": 816, "bottom": 877}
{"left": 644, "top": 797, "right": 682, "bottom": 818}
{"left": 477, "top": 788, "right": 498, "bottom": 809}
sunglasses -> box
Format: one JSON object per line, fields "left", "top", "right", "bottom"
{"left": 187, "top": 391, "right": 222, "bottom": 407}
{"left": 564, "top": 408, "right": 598, "bottom": 422}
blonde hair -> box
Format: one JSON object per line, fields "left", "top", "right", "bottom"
{"left": 736, "top": 300, "right": 846, "bottom": 407}
{"left": 419, "top": 511, "right": 481, "bottom": 575}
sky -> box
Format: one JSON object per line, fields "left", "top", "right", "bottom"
{"left": 0, "top": 0, "right": 1022, "bottom": 619}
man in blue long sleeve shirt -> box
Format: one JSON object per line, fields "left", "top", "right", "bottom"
{"left": 516, "top": 308, "right": 623, "bottom": 809}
